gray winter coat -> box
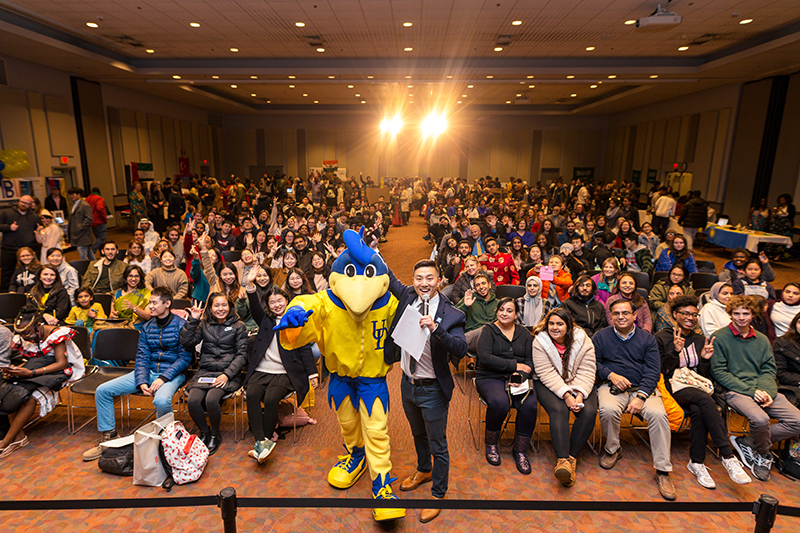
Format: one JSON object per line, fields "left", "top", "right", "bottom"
{"left": 68, "top": 199, "right": 95, "bottom": 247}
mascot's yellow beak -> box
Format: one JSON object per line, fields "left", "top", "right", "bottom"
{"left": 329, "top": 272, "right": 389, "bottom": 322}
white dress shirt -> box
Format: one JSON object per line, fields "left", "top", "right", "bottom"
{"left": 401, "top": 292, "right": 440, "bottom": 380}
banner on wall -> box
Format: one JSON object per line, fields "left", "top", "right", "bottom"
{"left": 131, "top": 162, "right": 154, "bottom": 182}
{"left": 572, "top": 167, "right": 594, "bottom": 182}
{"left": 647, "top": 169, "right": 659, "bottom": 183}
{"left": 631, "top": 169, "right": 641, "bottom": 184}
{"left": 178, "top": 157, "right": 191, "bottom": 176}
{"left": 0, "top": 177, "right": 48, "bottom": 202}
{"left": 309, "top": 166, "right": 347, "bottom": 180}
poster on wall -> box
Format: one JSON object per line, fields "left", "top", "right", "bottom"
{"left": 631, "top": 170, "right": 641, "bottom": 184}
{"left": 0, "top": 177, "right": 48, "bottom": 203}
{"left": 309, "top": 166, "right": 347, "bottom": 181}
{"left": 646, "top": 169, "right": 658, "bottom": 183}
{"left": 572, "top": 167, "right": 594, "bottom": 182}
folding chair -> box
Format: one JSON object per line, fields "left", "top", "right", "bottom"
{"left": 652, "top": 271, "right": 670, "bottom": 286}
{"left": 467, "top": 377, "right": 518, "bottom": 452}
{"left": 689, "top": 272, "right": 719, "bottom": 291}
{"left": 69, "top": 260, "right": 91, "bottom": 279}
{"left": 627, "top": 271, "right": 651, "bottom": 291}
{"left": 94, "top": 293, "right": 113, "bottom": 316}
{"left": 495, "top": 285, "right": 526, "bottom": 300}
{"left": 221, "top": 250, "right": 241, "bottom": 263}
{"left": 0, "top": 292, "right": 28, "bottom": 321}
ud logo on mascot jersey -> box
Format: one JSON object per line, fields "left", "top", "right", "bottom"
{"left": 275, "top": 227, "right": 404, "bottom": 522}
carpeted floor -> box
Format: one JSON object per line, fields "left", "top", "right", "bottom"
{"left": 2, "top": 215, "right": 799, "bottom": 532}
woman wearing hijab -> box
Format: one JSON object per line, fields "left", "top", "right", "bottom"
{"left": 698, "top": 282, "right": 734, "bottom": 337}
{"left": 766, "top": 282, "right": 800, "bottom": 341}
{"left": 516, "top": 276, "right": 544, "bottom": 329}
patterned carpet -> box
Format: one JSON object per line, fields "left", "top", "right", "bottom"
{"left": 2, "top": 215, "right": 799, "bottom": 532}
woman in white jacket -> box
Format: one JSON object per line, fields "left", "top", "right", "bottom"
{"left": 698, "top": 282, "right": 733, "bottom": 337}
{"left": 532, "top": 307, "right": 597, "bottom": 488}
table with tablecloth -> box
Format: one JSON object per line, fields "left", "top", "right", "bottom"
{"left": 703, "top": 224, "right": 793, "bottom": 253}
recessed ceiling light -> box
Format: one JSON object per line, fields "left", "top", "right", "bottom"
{"left": 590, "top": 84, "right": 597, "bottom": 88}
{"left": 267, "top": 100, "right": 271, "bottom": 103}
{"left": 408, "top": 85, "right": 413, "bottom": 88}
{"left": 403, "top": 22, "right": 413, "bottom": 27}
{"left": 512, "top": 20, "right": 522, "bottom": 26}
{"left": 172, "top": 75, "right": 181, "bottom": 79}
{"left": 608, "top": 75, "right": 616, "bottom": 79}
{"left": 740, "top": 19, "right": 753, "bottom": 25}
{"left": 446, "top": 75, "right": 453, "bottom": 79}
{"left": 361, "top": 100, "right": 366, "bottom": 104}
{"left": 650, "top": 74, "right": 659, "bottom": 78}
{"left": 571, "top": 94, "right": 577, "bottom": 97}
{"left": 567, "top": 75, "right": 575, "bottom": 79}
{"left": 598, "top": 81, "right": 603, "bottom": 84}
{"left": 408, "top": 94, "right": 413, "bottom": 97}
{"left": 314, "top": 100, "right": 319, "bottom": 103}
{"left": 190, "top": 22, "right": 200, "bottom": 28}
{"left": 86, "top": 22, "right": 98, "bottom": 28}
{"left": 316, "top": 47, "right": 325, "bottom": 52}
{"left": 678, "top": 46, "right": 689, "bottom": 51}
{"left": 251, "top": 93, "right": 256, "bottom": 97}
{"left": 355, "top": 93, "right": 361, "bottom": 97}
{"left": 231, "top": 84, "right": 237, "bottom": 88}
{"left": 146, "top": 49, "right": 155, "bottom": 54}
{"left": 506, "top": 101, "right": 511, "bottom": 104}
{"left": 212, "top": 75, "right": 219, "bottom": 79}
{"left": 527, "top": 75, "right": 534, "bottom": 79}
{"left": 457, "top": 101, "right": 462, "bottom": 104}
{"left": 409, "top": 101, "right": 413, "bottom": 103}
{"left": 405, "top": 75, "right": 412, "bottom": 79}
{"left": 520, "top": 81, "right": 525, "bottom": 84}
{"left": 494, "top": 47, "right": 503, "bottom": 52}
{"left": 287, "top": 76, "right": 294, "bottom": 79}
{"left": 289, "top": 85, "right": 295, "bottom": 88}
{"left": 367, "top": 75, "right": 374, "bottom": 79}
{"left": 295, "top": 22, "right": 305, "bottom": 27}
{"left": 585, "top": 46, "right": 595, "bottom": 51}
{"left": 230, "top": 48, "right": 239, "bottom": 52}
{"left": 404, "top": 47, "right": 413, "bottom": 51}
{"left": 302, "top": 93, "right": 308, "bottom": 96}
{"left": 462, "top": 94, "right": 467, "bottom": 97}
{"left": 467, "top": 85, "right": 473, "bottom": 88}
{"left": 347, "top": 85, "right": 354, "bottom": 88}
{"left": 529, "top": 85, "right": 535, "bottom": 88}
{"left": 624, "top": 20, "right": 636, "bottom": 25}
{"left": 486, "top": 75, "right": 493, "bottom": 78}
{"left": 516, "top": 93, "right": 522, "bottom": 97}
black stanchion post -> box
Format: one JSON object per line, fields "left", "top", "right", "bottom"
{"left": 218, "top": 487, "right": 238, "bottom": 533}
{"left": 753, "top": 494, "right": 779, "bottom": 533}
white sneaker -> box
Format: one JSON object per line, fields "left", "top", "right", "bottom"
{"left": 721, "top": 456, "right": 752, "bottom": 485}
{"left": 687, "top": 461, "right": 716, "bottom": 489}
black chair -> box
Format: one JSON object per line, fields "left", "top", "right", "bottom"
{"left": 94, "top": 293, "right": 113, "bottom": 316}
{"left": 70, "top": 326, "right": 92, "bottom": 362}
{"left": 495, "top": 285, "right": 526, "bottom": 300}
{"left": 652, "top": 271, "right": 670, "bottom": 286}
{"left": 0, "top": 292, "right": 28, "bottom": 321}
{"left": 695, "top": 288, "right": 710, "bottom": 297}
{"left": 626, "top": 271, "right": 651, "bottom": 291}
{"left": 69, "top": 260, "right": 92, "bottom": 279}
{"left": 695, "top": 260, "right": 717, "bottom": 273}
{"left": 689, "top": 272, "right": 719, "bottom": 291}
{"left": 636, "top": 287, "right": 648, "bottom": 299}
{"left": 172, "top": 299, "right": 192, "bottom": 310}
{"left": 67, "top": 328, "right": 140, "bottom": 434}
{"left": 221, "top": 250, "right": 241, "bottom": 263}
{"left": 579, "top": 270, "right": 601, "bottom": 279}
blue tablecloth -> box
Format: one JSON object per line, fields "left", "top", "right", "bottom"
{"left": 704, "top": 224, "right": 793, "bottom": 252}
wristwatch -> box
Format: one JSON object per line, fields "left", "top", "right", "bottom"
{"left": 636, "top": 391, "right": 649, "bottom": 401}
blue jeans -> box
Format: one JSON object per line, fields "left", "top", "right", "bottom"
{"left": 95, "top": 370, "right": 185, "bottom": 432}
{"left": 77, "top": 245, "right": 93, "bottom": 260}
{"left": 91, "top": 224, "right": 107, "bottom": 253}
{"left": 400, "top": 375, "right": 450, "bottom": 498}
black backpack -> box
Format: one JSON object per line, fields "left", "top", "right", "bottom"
{"left": 98, "top": 443, "right": 134, "bottom": 476}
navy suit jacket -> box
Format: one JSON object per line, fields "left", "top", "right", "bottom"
{"left": 384, "top": 268, "right": 467, "bottom": 401}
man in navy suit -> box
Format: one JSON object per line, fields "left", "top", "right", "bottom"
{"left": 385, "top": 259, "right": 467, "bottom": 523}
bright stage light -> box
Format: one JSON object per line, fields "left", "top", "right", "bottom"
{"left": 380, "top": 116, "right": 403, "bottom": 134}
{"left": 422, "top": 115, "right": 447, "bottom": 136}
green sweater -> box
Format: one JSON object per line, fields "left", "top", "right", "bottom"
{"left": 710, "top": 325, "right": 777, "bottom": 398}
{"left": 456, "top": 294, "right": 498, "bottom": 332}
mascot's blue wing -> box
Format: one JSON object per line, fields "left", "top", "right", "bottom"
{"left": 273, "top": 307, "right": 314, "bottom": 330}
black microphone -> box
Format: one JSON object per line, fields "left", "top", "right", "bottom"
{"left": 421, "top": 294, "right": 429, "bottom": 316}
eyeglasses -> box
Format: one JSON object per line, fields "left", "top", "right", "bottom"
{"left": 677, "top": 311, "right": 699, "bottom": 318}
{"left": 611, "top": 311, "right": 632, "bottom": 317}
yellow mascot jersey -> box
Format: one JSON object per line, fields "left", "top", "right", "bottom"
{"left": 280, "top": 290, "right": 398, "bottom": 379}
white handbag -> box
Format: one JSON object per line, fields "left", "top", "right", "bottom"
{"left": 670, "top": 367, "right": 714, "bottom": 395}
{"left": 133, "top": 412, "right": 174, "bottom": 486}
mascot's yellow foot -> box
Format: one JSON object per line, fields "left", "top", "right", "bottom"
{"left": 372, "top": 474, "right": 406, "bottom": 522}
{"left": 327, "top": 446, "right": 366, "bottom": 489}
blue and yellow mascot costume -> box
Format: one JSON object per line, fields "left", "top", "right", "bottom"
{"left": 275, "top": 228, "right": 403, "bottom": 522}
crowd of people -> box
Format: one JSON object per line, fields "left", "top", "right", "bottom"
{"left": 0, "top": 171, "right": 799, "bottom": 521}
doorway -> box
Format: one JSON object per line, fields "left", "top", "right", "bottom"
{"left": 51, "top": 166, "right": 79, "bottom": 190}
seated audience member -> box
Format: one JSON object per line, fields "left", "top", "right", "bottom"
{"left": 270, "top": 249, "right": 298, "bottom": 287}
{"left": 35, "top": 209, "right": 64, "bottom": 264}
{"left": 455, "top": 273, "right": 498, "bottom": 352}
{"left": 653, "top": 284, "right": 702, "bottom": 335}
{"left": 731, "top": 258, "right": 776, "bottom": 300}
{"left": 82, "top": 241, "right": 126, "bottom": 294}
{"left": 82, "top": 287, "right": 191, "bottom": 461}
{"left": 9, "top": 247, "right": 41, "bottom": 294}
{"left": 605, "top": 272, "right": 652, "bottom": 332}
{"left": 654, "top": 229, "right": 676, "bottom": 259}
{"left": 437, "top": 236, "right": 460, "bottom": 274}
{"left": 719, "top": 249, "right": 775, "bottom": 284}
{"left": 516, "top": 276, "right": 545, "bottom": 329}
{"left": 591, "top": 231, "right": 618, "bottom": 270}
{"left": 180, "top": 293, "right": 248, "bottom": 455}
{"left": 45, "top": 248, "right": 80, "bottom": 305}
{"left": 236, "top": 265, "right": 273, "bottom": 332}
{"left": 448, "top": 256, "right": 495, "bottom": 303}
{"left": 125, "top": 241, "right": 152, "bottom": 274}
{"left": 201, "top": 238, "right": 245, "bottom": 303}
{"left": 536, "top": 233, "right": 556, "bottom": 262}
{"left": 561, "top": 276, "right": 607, "bottom": 337}
{"left": 638, "top": 222, "right": 660, "bottom": 257}
{"left": 711, "top": 295, "right": 800, "bottom": 482}
{"left": 244, "top": 271, "right": 317, "bottom": 462}
{"left": 591, "top": 257, "right": 619, "bottom": 306}
{"left": 148, "top": 239, "right": 173, "bottom": 270}
{"left": 537, "top": 255, "right": 573, "bottom": 309}
{"left": 532, "top": 308, "right": 597, "bottom": 487}
{"left": 145, "top": 249, "right": 189, "bottom": 299}
{"left": 29, "top": 265, "right": 70, "bottom": 325}
{"left": 138, "top": 218, "right": 160, "bottom": 253}
{"left": 283, "top": 267, "right": 315, "bottom": 298}
{"left": 567, "top": 234, "right": 594, "bottom": 273}
{"left": 767, "top": 282, "right": 800, "bottom": 340}
{"left": 111, "top": 265, "right": 151, "bottom": 328}
{"left": 479, "top": 237, "right": 519, "bottom": 286}
{"left": 441, "top": 240, "right": 472, "bottom": 285}
{"left": 594, "top": 299, "right": 675, "bottom": 501}
{"left": 773, "top": 313, "right": 800, "bottom": 404}
{"left": 649, "top": 264, "right": 694, "bottom": 312}
{"left": 524, "top": 244, "right": 546, "bottom": 278}
{"left": 621, "top": 234, "right": 654, "bottom": 274}
{"left": 656, "top": 296, "right": 751, "bottom": 488}
{"left": 0, "top": 305, "right": 84, "bottom": 458}
{"left": 699, "top": 282, "right": 734, "bottom": 337}
{"left": 65, "top": 286, "right": 107, "bottom": 330}
{"left": 749, "top": 295, "right": 771, "bottom": 338}
{"left": 511, "top": 219, "right": 536, "bottom": 247}
{"left": 475, "top": 298, "right": 536, "bottom": 474}
{"left": 508, "top": 236, "right": 529, "bottom": 271}
{"left": 655, "top": 234, "right": 698, "bottom": 274}
{"left": 309, "top": 251, "right": 330, "bottom": 292}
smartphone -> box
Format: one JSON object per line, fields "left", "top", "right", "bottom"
{"left": 287, "top": 188, "right": 293, "bottom": 193}
{"left": 198, "top": 377, "right": 216, "bottom": 384}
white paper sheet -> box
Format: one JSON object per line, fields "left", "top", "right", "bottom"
{"left": 390, "top": 304, "right": 430, "bottom": 361}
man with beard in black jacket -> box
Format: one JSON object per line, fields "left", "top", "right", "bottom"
{"left": 560, "top": 275, "right": 607, "bottom": 337}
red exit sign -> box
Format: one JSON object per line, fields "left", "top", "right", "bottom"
{"left": 60, "top": 156, "right": 69, "bottom": 165}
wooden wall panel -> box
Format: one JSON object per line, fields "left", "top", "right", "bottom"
{"left": 518, "top": 130, "right": 533, "bottom": 183}
{"left": 191, "top": 122, "right": 201, "bottom": 171}
{"left": 107, "top": 108, "right": 125, "bottom": 192}
{"left": 161, "top": 117, "right": 178, "bottom": 179}
{"left": 692, "top": 110, "right": 719, "bottom": 195}
{"left": 769, "top": 72, "right": 800, "bottom": 205}
{"left": 179, "top": 120, "right": 193, "bottom": 168}
{"left": 198, "top": 124, "right": 210, "bottom": 164}
{"left": 498, "top": 130, "right": 519, "bottom": 179}
{"left": 582, "top": 129, "right": 604, "bottom": 171}
{"left": 225, "top": 128, "right": 246, "bottom": 179}
{"left": 285, "top": 129, "right": 297, "bottom": 177}
{"left": 649, "top": 120, "right": 667, "bottom": 175}
{"left": 561, "top": 129, "right": 583, "bottom": 179}
{"left": 118, "top": 109, "right": 140, "bottom": 165}
{"left": 43, "top": 95, "right": 74, "bottom": 157}
{"left": 631, "top": 123, "right": 647, "bottom": 171}
{"left": 663, "top": 117, "right": 682, "bottom": 166}
{"left": 468, "top": 130, "right": 491, "bottom": 179}
{"left": 265, "top": 130, "right": 285, "bottom": 166}
{"left": 147, "top": 114, "right": 165, "bottom": 181}
{"left": 26, "top": 93, "right": 49, "bottom": 178}
{"left": 602, "top": 127, "right": 617, "bottom": 181}
{"left": 306, "top": 130, "right": 326, "bottom": 171}
{"left": 135, "top": 112, "right": 150, "bottom": 163}
{"left": 540, "top": 130, "right": 563, "bottom": 169}
{"left": 529, "top": 130, "right": 543, "bottom": 184}
{"left": 245, "top": 128, "right": 257, "bottom": 168}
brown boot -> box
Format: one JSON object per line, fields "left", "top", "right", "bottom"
{"left": 419, "top": 496, "right": 442, "bottom": 523}
{"left": 569, "top": 456, "right": 578, "bottom": 484}
{"left": 512, "top": 433, "right": 531, "bottom": 475}
{"left": 554, "top": 458, "right": 573, "bottom": 486}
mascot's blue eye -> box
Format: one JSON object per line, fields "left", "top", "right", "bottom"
{"left": 364, "top": 265, "right": 376, "bottom": 278}
{"left": 345, "top": 264, "right": 356, "bottom": 277}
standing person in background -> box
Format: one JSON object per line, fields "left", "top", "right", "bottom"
{"left": 67, "top": 188, "right": 95, "bottom": 261}
{"left": 86, "top": 187, "right": 108, "bottom": 256}
{"left": 128, "top": 181, "right": 146, "bottom": 228}
{"left": 35, "top": 210, "right": 63, "bottom": 264}
{"left": 677, "top": 191, "right": 708, "bottom": 250}
{"left": 167, "top": 184, "right": 186, "bottom": 228}
{"left": 44, "top": 186, "right": 68, "bottom": 219}
{"left": 765, "top": 194, "right": 796, "bottom": 261}
{"left": 0, "top": 195, "right": 40, "bottom": 292}
{"left": 651, "top": 191, "right": 677, "bottom": 238}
